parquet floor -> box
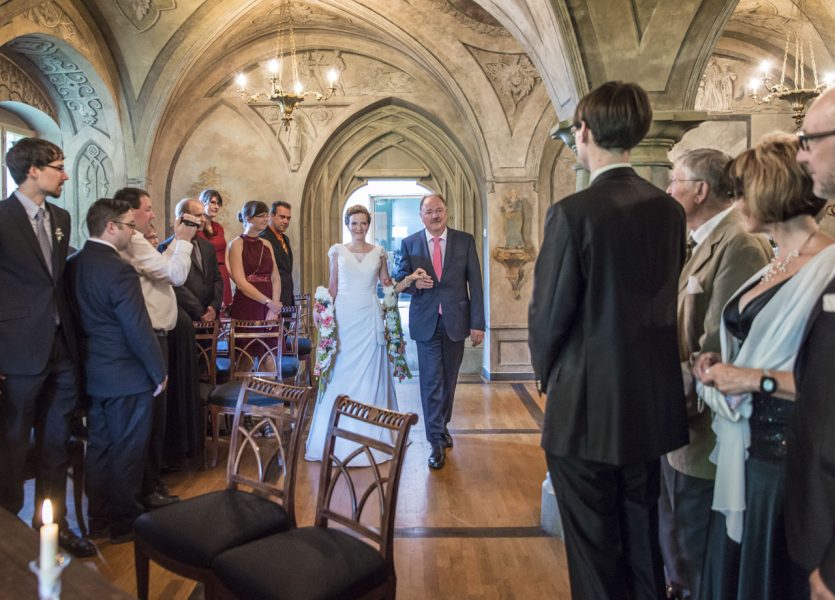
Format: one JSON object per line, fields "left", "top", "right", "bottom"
{"left": 21, "top": 380, "right": 571, "bottom": 599}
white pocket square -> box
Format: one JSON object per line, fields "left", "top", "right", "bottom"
{"left": 823, "top": 293, "right": 835, "bottom": 312}
{"left": 686, "top": 276, "right": 704, "bottom": 294}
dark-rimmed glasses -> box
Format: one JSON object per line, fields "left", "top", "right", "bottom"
{"left": 798, "top": 129, "right": 835, "bottom": 151}
{"left": 42, "top": 164, "right": 66, "bottom": 173}
{"left": 113, "top": 220, "right": 137, "bottom": 230}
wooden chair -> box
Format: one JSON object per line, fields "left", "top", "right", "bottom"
{"left": 134, "top": 378, "right": 312, "bottom": 600}
{"left": 293, "top": 293, "right": 314, "bottom": 386}
{"left": 206, "top": 318, "right": 295, "bottom": 466}
{"left": 280, "top": 305, "right": 302, "bottom": 385}
{"left": 193, "top": 320, "right": 219, "bottom": 469}
{"left": 209, "top": 396, "right": 418, "bottom": 600}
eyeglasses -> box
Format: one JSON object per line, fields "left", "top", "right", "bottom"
{"left": 42, "top": 164, "right": 66, "bottom": 173}
{"left": 797, "top": 129, "right": 835, "bottom": 151}
{"left": 112, "top": 220, "right": 137, "bottom": 230}
{"left": 668, "top": 178, "right": 703, "bottom": 186}
{"left": 422, "top": 209, "right": 447, "bottom": 217}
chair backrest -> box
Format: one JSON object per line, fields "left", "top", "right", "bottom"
{"left": 293, "top": 293, "right": 311, "bottom": 337}
{"left": 193, "top": 320, "right": 220, "bottom": 386}
{"left": 315, "top": 396, "right": 418, "bottom": 564}
{"left": 228, "top": 319, "right": 287, "bottom": 380}
{"left": 227, "top": 377, "right": 312, "bottom": 526}
{"left": 279, "top": 306, "right": 300, "bottom": 357}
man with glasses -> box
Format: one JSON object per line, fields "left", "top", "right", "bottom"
{"left": 660, "top": 149, "right": 771, "bottom": 600}
{"left": 67, "top": 198, "right": 167, "bottom": 544}
{"left": 394, "top": 193, "right": 485, "bottom": 470}
{"left": 112, "top": 187, "right": 196, "bottom": 513}
{"left": 0, "top": 138, "right": 96, "bottom": 557}
{"left": 528, "top": 81, "right": 688, "bottom": 599}
{"left": 788, "top": 89, "right": 835, "bottom": 600}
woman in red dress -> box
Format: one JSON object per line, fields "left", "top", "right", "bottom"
{"left": 198, "top": 189, "right": 233, "bottom": 309}
{"left": 227, "top": 200, "right": 282, "bottom": 321}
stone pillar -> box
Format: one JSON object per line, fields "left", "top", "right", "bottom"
{"left": 631, "top": 111, "right": 706, "bottom": 188}
{"left": 551, "top": 120, "right": 589, "bottom": 191}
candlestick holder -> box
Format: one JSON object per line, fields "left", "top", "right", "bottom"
{"left": 29, "top": 552, "right": 71, "bottom": 600}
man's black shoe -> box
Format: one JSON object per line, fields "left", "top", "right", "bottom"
{"left": 58, "top": 529, "right": 97, "bottom": 558}
{"left": 442, "top": 431, "right": 454, "bottom": 449}
{"left": 428, "top": 445, "right": 445, "bottom": 470}
{"left": 142, "top": 491, "right": 180, "bottom": 510}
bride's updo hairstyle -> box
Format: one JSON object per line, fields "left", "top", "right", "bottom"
{"left": 729, "top": 132, "right": 825, "bottom": 223}
{"left": 344, "top": 204, "right": 371, "bottom": 226}
{"left": 238, "top": 200, "right": 269, "bottom": 224}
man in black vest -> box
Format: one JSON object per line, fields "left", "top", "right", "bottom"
{"left": 260, "top": 200, "right": 294, "bottom": 307}
{"left": 0, "top": 138, "right": 95, "bottom": 557}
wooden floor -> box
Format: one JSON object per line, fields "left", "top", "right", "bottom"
{"left": 22, "top": 380, "right": 571, "bottom": 599}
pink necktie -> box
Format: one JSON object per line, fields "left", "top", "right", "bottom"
{"left": 432, "top": 236, "right": 443, "bottom": 281}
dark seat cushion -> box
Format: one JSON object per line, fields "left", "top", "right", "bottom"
{"left": 295, "top": 337, "right": 312, "bottom": 357}
{"left": 213, "top": 527, "right": 388, "bottom": 600}
{"left": 135, "top": 489, "right": 290, "bottom": 569}
{"left": 281, "top": 356, "right": 300, "bottom": 378}
{"left": 208, "top": 381, "right": 280, "bottom": 408}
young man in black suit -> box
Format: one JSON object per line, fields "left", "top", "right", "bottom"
{"left": 0, "top": 138, "right": 95, "bottom": 557}
{"left": 67, "top": 198, "right": 167, "bottom": 543}
{"left": 260, "top": 200, "right": 295, "bottom": 307}
{"left": 528, "top": 81, "right": 688, "bottom": 599}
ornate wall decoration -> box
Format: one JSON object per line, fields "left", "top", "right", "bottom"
{"left": 23, "top": 1, "right": 88, "bottom": 52}
{"left": 309, "top": 106, "right": 333, "bottom": 130}
{"left": 251, "top": 105, "right": 313, "bottom": 172}
{"left": 74, "top": 143, "right": 112, "bottom": 243}
{"left": 695, "top": 58, "right": 737, "bottom": 112}
{"left": 466, "top": 45, "right": 541, "bottom": 117}
{"left": 421, "top": 0, "right": 510, "bottom": 37}
{"left": 249, "top": 2, "right": 353, "bottom": 28}
{"left": 346, "top": 61, "right": 414, "bottom": 94}
{"left": 8, "top": 38, "right": 105, "bottom": 133}
{"left": 187, "top": 167, "right": 231, "bottom": 203}
{"left": 0, "top": 55, "right": 57, "bottom": 120}
{"left": 491, "top": 189, "right": 535, "bottom": 299}
{"left": 114, "top": 0, "right": 176, "bottom": 33}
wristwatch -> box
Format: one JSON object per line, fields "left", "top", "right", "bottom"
{"left": 759, "top": 370, "right": 777, "bottom": 395}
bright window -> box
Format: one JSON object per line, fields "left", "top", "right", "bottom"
{"left": 1, "top": 125, "right": 36, "bottom": 198}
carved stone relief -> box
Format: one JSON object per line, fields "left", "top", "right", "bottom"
{"left": 114, "top": 0, "right": 176, "bottom": 32}
{"left": 8, "top": 38, "right": 105, "bottom": 133}
{"left": 252, "top": 106, "right": 313, "bottom": 171}
{"left": 0, "top": 55, "right": 57, "bottom": 120}
{"left": 23, "top": 1, "right": 88, "bottom": 52}
{"left": 418, "top": 0, "right": 511, "bottom": 37}
{"left": 491, "top": 189, "right": 535, "bottom": 299}
{"left": 249, "top": 2, "right": 353, "bottom": 28}
{"left": 466, "top": 45, "right": 541, "bottom": 120}
{"left": 74, "top": 143, "right": 112, "bottom": 243}
{"left": 695, "top": 58, "right": 737, "bottom": 112}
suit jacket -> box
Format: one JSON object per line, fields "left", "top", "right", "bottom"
{"left": 667, "top": 210, "right": 771, "bottom": 479}
{"left": 786, "top": 276, "right": 835, "bottom": 589}
{"left": 393, "top": 227, "right": 485, "bottom": 342}
{"left": 66, "top": 241, "right": 165, "bottom": 397}
{"left": 0, "top": 194, "right": 77, "bottom": 374}
{"left": 260, "top": 226, "right": 294, "bottom": 306}
{"left": 158, "top": 235, "right": 223, "bottom": 320}
{"left": 528, "top": 167, "right": 688, "bottom": 465}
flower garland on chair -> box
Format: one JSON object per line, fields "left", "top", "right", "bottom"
{"left": 312, "top": 286, "right": 337, "bottom": 390}
{"left": 381, "top": 285, "right": 412, "bottom": 381}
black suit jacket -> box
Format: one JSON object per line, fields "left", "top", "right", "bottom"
{"left": 158, "top": 235, "right": 223, "bottom": 320}
{"left": 0, "top": 194, "right": 77, "bottom": 374}
{"left": 787, "top": 276, "right": 835, "bottom": 589}
{"left": 528, "top": 167, "right": 688, "bottom": 465}
{"left": 393, "top": 228, "right": 485, "bottom": 342}
{"left": 66, "top": 241, "right": 165, "bottom": 397}
{"left": 260, "top": 226, "right": 294, "bottom": 306}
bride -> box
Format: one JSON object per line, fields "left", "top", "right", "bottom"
{"left": 305, "top": 204, "right": 425, "bottom": 466}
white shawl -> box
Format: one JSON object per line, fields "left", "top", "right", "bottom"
{"left": 697, "top": 243, "right": 835, "bottom": 543}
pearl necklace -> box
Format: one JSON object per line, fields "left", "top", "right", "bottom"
{"left": 760, "top": 229, "right": 817, "bottom": 284}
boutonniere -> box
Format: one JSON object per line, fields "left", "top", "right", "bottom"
{"left": 54, "top": 228, "right": 64, "bottom": 242}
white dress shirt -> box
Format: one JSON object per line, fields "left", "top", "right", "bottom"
{"left": 120, "top": 231, "right": 192, "bottom": 331}
{"left": 690, "top": 206, "right": 734, "bottom": 248}
{"left": 424, "top": 227, "right": 447, "bottom": 266}
{"left": 15, "top": 190, "right": 53, "bottom": 244}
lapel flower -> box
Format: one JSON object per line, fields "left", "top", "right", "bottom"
{"left": 54, "top": 228, "right": 64, "bottom": 242}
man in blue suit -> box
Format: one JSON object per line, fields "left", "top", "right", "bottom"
{"left": 394, "top": 193, "right": 485, "bottom": 469}
{"left": 67, "top": 198, "right": 167, "bottom": 544}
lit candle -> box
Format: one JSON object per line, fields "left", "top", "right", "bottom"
{"left": 235, "top": 73, "right": 247, "bottom": 92}
{"left": 327, "top": 68, "right": 338, "bottom": 87}
{"left": 39, "top": 500, "right": 58, "bottom": 596}
{"left": 294, "top": 81, "right": 303, "bottom": 95}
{"left": 267, "top": 58, "right": 279, "bottom": 75}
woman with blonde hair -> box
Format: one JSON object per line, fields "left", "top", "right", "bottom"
{"left": 693, "top": 133, "right": 835, "bottom": 599}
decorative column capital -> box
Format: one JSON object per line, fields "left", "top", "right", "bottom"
{"left": 632, "top": 111, "right": 706, "bottom": 188}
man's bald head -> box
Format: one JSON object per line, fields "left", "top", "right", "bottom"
{"left": 797, "top": 89, "right": 835, "bottom": 200}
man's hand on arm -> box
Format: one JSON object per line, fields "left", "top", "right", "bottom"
{"left": 201, "top": 306, "right": 217, "bottom": 322}
{"left": 811, "top": 569, "right": 835, "bottom": 600}
{"left": 470, "top": 329, "right": 484, "bottom": 347}
{"left": 154, "top": 376, "right": 168, "bottom": 397}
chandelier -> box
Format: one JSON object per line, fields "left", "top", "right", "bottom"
{"left": 235, "top": 0, "right": 337, "bottom": 128}
{"left": 749, "top": 30, "right": 833, "bottom": 128}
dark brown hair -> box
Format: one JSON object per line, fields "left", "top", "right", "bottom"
{"left": 5, "top": 138, "right": 64, "bottom": 185}
{"left": 574, "top": 81, "right": 652, "bottom": 151}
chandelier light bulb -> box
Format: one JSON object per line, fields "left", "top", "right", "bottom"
{"left": 824, "top": 72, "right": 835, "bottom": 87}
{"left": 760, "top": 60, "right": 771, "bottom": 73}
{"left": 267, "top": 59, "right": 279, "bottom": 74}
{"left": 327, "top": 68, "right": 338, "bottom": 85}
{"left": 749, "top": 78, "right": 761, "bottom": 93}
{"left": 235, "top": 73, "right": 247, "bottom": 90}
{"left": 294, "top": 81, "right": 303, "bottom": 95}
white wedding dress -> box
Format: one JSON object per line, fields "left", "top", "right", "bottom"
{"left": 305, "top": 244, "right": 399, "bottom": 466}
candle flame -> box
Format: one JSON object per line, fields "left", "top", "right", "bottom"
{"left": 294, "top": 81, "right": 303, "bottom": 95}
{"left": 328, "top": 68, "right": 338, "bottom": 85}
{"left": 267, "top": 59, "right": 279, "bottom": 74}
{"left": 236, "top": 73, "right": 247, "bottom": 90}
{"left": 42, "top": 499, "right": 53, "bottom": 526}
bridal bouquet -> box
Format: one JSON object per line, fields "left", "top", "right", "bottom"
{"left": 313, "top": 286, "right": 337, "bottom": 390}
{"left": 381, "top": 285, "right": 412, "bottom": 381}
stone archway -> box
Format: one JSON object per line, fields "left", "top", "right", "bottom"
{"left": 300, "top": 99, "right": 484, "bottom": 291}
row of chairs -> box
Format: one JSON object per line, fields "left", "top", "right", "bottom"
{"left": 134, "top": 377, "right": 418, "bottom": 600}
